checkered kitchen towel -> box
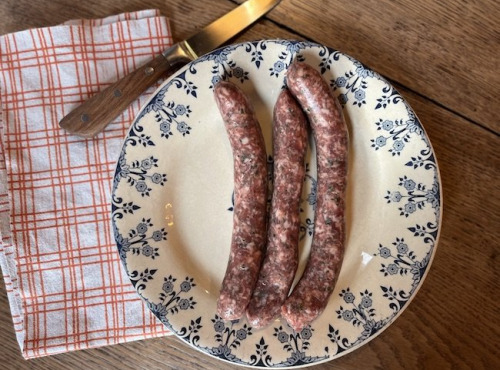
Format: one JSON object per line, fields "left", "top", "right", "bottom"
{"left": 0, "top": 9, "right": 173, "bottom": 358}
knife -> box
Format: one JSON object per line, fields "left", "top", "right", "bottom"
{"left": 59, "top": 0, "right": 281, "bottom": 138}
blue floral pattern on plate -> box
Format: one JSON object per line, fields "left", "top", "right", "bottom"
{"left": 111, "top": 40, "right": 442, "bottom": 368}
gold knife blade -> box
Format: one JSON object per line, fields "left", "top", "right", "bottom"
{"left": 59, "top": 0, "right": 281, "bottom": 138}
{"left": 184, "top": 0, "right": 281, "bottom": 58}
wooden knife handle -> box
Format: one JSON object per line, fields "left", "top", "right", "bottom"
{"left": 59, "top": 51, "right": 189, "bottom": 138}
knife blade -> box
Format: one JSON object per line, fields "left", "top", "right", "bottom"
{"left": 59, "top": 0, "right": 281, "bottom": 138}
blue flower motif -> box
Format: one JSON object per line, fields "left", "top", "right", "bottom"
{"left": 404, "top": 179, "right": 416, "bottom": 191}
{"left": 214, "top": 320, "right": 225, "bottom": 332}
{"left": 180, "top": 280, "right": 192, "bottom": 292}
{"left": 277, "top": 331, "right": 289, "bottom": 343}
{"left": 136, "top": 222, "right": 148, "bottom": 234}
{"left": 342, "top": 310, "right": 354, "bottom": 321}
{"left": 379, "top": 247, "right": 391, "bottom": 258}
{"left": 343, "top": 291, "right": 355, "bottom": 303}
{"left": 354, "top": 89, "right": 366, "bottom": 101}
{"left": 361, "top": 296, "right": 373, "bottom": 308}
{"left": 211, "top": 75, "right": 222, "bottom": 86}
{"left": 382, "top": 120, "right": 394, "bottom": 131}
{"left": 335, "top": 76, "right": 347, "bottom": 87}
{"left": 236, "top": 328, "right": 247, "bottom": 340}
{"left": 393, "top": 140, "right": 405, "bottom": 152}
{"left": 391, "top": 191, "right": 402, "bottom": 202}
{"left": 162, "top": 280, "right": 174, "bottom": 293}
{"left": 141, "top": 158, "right": 153, "bottom": 170}
{"left": 397, "top": 242, "right": 409, "bottom": 254}
{"left": 375, "top": 136, "right": 387, "bottom": 147}
{"left": 174, "top": 104, "right": 187, "bottom": 115}
{"left": 338, "top": 93, "right": 348, "bottom": 105}
{"left": 301, "top": 327, "right": 313, "bottom": 340}
{"left": 160, "top": 121, "right": 172, "bottom": 135}
{"left": 151, "top": 173, "right": 163, "bottom": 184}
{"left": 152, "top": 230, "right": 164, "bottom": 241}
{"left": 179, "top": 298, "right": 190, "bottom": 310}
{"left": 271, "top": 60, "right": 285, "bottom": 76}
{"left": 404, "top": 202, "right": 416, "bottom": 214}
{"left": 142, "top": 245, "right": 154, "bottom": 257}
{"left": 387, "top": 264, "right": 399, "bottom": 275}
{"left": 136, "top": 181, "right": 149, "bottom": 194}
{"left": 232, "top": 67, "right": 244, "bottom": 79}
{"left": 177, "top": 121, "right": 190, "bottom": 135}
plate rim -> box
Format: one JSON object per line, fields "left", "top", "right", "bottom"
{"left": 111, "top": 38, "right": 443, "bottom": 368}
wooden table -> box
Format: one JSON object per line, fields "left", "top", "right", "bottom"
{"left": 0, "top": 0, "right": 498, "bottom": 368}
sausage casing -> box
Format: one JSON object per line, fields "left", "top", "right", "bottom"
{"left": 246, "top": 88, "right": 308, "bottom": 328}
{"left": 214, "top": 81, "right": 268, "bottom": 320}
{"left": 281, "top": 61, "right": 349, "bottom": 331}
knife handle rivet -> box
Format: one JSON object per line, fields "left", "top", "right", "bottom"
{"left": 81, "top": 113, "right": 90, "bottom": 123}
{"left": 113, "top": 89, "right": 122, "bottom": 97}
{"left": 145, "top": 67, "right": 154, "bottom": 76}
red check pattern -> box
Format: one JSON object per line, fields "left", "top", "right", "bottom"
{"left": 0, "top": 10, "right": 172, "bottom": 358}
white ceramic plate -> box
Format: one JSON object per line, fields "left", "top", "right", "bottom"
{"left": 112, "top": 40, "right": 441, "bottom": 368}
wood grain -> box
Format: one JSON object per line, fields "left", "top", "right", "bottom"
{"left": 255, "top": 0, "right": 500, "bottom": 132}
{"left": 0, "top": 0, "right": 499, "bottom": 369}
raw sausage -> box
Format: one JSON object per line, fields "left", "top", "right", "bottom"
{"left": 281, "top": 61, "right": 349, "bottom": 331}
{"left": 281, "top": 62, "right": 348, "bottom": 331}
{"left": 214, "top": 81, "right": 268, "bottom": 320}
{"left": 246, "top": 88, "right": 308, "bottom": 328}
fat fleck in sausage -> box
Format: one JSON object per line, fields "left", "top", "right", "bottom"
{"left": 246, "top": 88, "right": 308, "bottom": 329}
{"left": 281, "top": 61, "right": 349, "bottom": 331}
{"left": 214, "top": 81, "right": 268, "bottom": 320}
